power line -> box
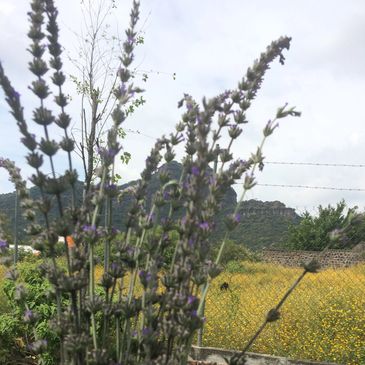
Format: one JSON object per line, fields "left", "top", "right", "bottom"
{"left": 125, "top": 128, "right": 156, "bottom": 140}
{"left": 121, "top": 130, "right": 365, "bottom": 168}
{"left": 263, "top": 161, "right": 365, "bottom": 168}
{"left": 245, "top": 183, "right": 365, "bottom": 192}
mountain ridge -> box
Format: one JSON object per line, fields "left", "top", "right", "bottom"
{"left": 0, "top": 161, "right": 300, "bottom": 250}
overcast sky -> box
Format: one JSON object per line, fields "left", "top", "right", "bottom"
{"left": 0, "top": 0, "right": 365, "bottom": 213}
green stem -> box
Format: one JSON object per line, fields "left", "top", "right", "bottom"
{"left": 234, "top": 269, "right": 307, "bottom": 361}
{"left": 89, "top": 167, "right": 108, "bottom": 350}
{"left": 116, "top": 316, "right": 120, "bottom": 359}
{"left": 198, "top": 134, "right": 268, "bottom": 316}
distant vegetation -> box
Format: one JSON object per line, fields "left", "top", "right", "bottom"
{"left": 3, "top": 164, "right": 364, "bottom": 254}
{"left": 281, "top": 201, "right": 365, "bottom": 251}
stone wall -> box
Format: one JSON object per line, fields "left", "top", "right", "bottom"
{"left": 190, "top": 346, "right": 340, "bottom": 365}
{"left": 261, "top": 244, "right": 365, "bottom": 269}
{"left": 239, "top": 207, "right": 296, "bottom": 218}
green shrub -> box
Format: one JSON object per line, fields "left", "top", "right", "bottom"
{"left": 224, "top": 260, "right": 266, "bottom": 274}
{"left": 211, "top": 239, "right": 260, "bottom": 265}
{"left": 1, "top": 259, "right": 61, "bottom": 365}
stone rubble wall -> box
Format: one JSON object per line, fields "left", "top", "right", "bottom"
{"left": 190, "top": 346, "right": 340, "bottom": 365}
{"left": 261, "top": 245, "right": 365, "bottom": 269}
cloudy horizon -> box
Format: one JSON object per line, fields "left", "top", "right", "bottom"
{"left": 1, "top": 0, "right": 365, "bottom": 214}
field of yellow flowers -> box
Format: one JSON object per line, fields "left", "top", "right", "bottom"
{"left": 1, "top": 261, "right": 363, "bottom": 364}
{"left": 204, "top": 262, "right": 365, "bottom": 365}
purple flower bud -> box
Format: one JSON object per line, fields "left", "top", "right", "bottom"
{"left": 97, "top": 146, "right": 120, "bottom": 165}
{"left": 188, "top": 295, "right": 197, "bottom": 305}
{"left": 24, "top": 309, "right": 36, "bottom": 323}
{"left": 5, "top": 268, "right": 18, "bottom": 281}
{"left": 188, "top": 237, "right": 195, "bottom": 247}
{"left": 14, "top": 284, "right": 27, "bottom": 301}
{"left": 82, "top": 225, "right": 96, "bottom": 233}
{"left": 110, "top": 262, "right": 117, "bottom": 270}
{"left": 105, "top": 183, "right": 118, "bottom": 197}
{"left": 113, "top": 227, "right": 120, "bottom": 235}
{"left": 199, "top": 222, "right": 210, "bottom": 231}
{"left": 0, "top": 239, "right": 8, "bottom": 254}
{"left": 120, "top": 83, "right": 127, "bottom": 95}
{"left": 191, "top": 166, "right": 200, "bottom": 176}
{"left": 105, "top": 183, "right": 117, "bottom": 190}
{"left": 139, "top": 270, "right": 152, "bottom": 288}
{"left": 209, "top": 175, "right": 216, "bottom": 185}
{"left": 234, "top": 213, "right": 241, "bottom": 223}
{"left": 28, "top": 339, "right": 47, "bottom": 354}
{"left": 127, "top": 247, "right": 135, "bottom": 256}
{"left": 142, "top": 327, "right": 152, "bottom": 336}
{"left": 110, "top": 262, "right": 124, "bottom": 278}
{"left": 12, "top": 90, "right": 20, "bottom": 99}
{"left": 108, "top": 148, "right": 118, "bottom": 158}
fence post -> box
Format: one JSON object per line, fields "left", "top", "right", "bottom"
{"left": 197, "top": 296, "right": 206, "bottom": 347}
{"left": 13, "top": 189, "right": 18, "bottom": 264}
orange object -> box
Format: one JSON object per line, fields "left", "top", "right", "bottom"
{"left": 66, "top": 235, "right": 75, "bottom": 248}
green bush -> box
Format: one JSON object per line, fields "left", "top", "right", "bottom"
{"left": 283, "top": 201, "right": 365, "bottom": 251}
{"left": 93, "top": 229, "right": 178, "bottom": 268}
{"left": 1, "top": 259, "right": 61, "bottom": 365}
{"left": 211, "top": 239, "right": 260, "bottom": 265}
{"left": 224, "top": 260, "right": 266, "bottom": 274}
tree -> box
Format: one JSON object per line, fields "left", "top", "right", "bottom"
{"left": 0, "top": 212, "right": 13, "bottom": 245}
{"left": 69, "top": 0, "right": 145, "bottom": 192}
{"left": 284, "top": 200, "right": 365, "bottom": 251}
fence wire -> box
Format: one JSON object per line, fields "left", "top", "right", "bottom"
{"left": 199, "top": 257, "right": 365, "bottom": 365}
{"left": 0, "top": 243, "right": 364, "bottom": 364}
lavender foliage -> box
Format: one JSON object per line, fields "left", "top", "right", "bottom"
{"left": 0, "top": 1, "right": 301, "bottom": 364}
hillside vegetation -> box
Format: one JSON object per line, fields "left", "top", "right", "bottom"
{"left": 0, "top": 161, "right": 300, "bottom": 250}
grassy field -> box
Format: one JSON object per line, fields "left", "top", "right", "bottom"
{"left": 204, "top": 262, "right": 365, "bottom": 365}
{"left": 1, "top": 261, "right": 364, "bottom": 364}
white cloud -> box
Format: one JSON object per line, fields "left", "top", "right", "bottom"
{"left": 0, "top": 0, "right": 14, "bottom": 16}
{"left": 0, "top": 0, "right": 365, "bottom": 211}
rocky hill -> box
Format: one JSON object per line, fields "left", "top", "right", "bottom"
{"left": 0, "top": 161, "right": 300, "bottom": 250}
{"left": 232, "top": 199, "right": 300, "bottom": 250}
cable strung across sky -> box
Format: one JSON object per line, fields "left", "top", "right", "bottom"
{"left": 247, "top": 183, "right": 365, "bottom": 192}
{"left": 265, "top": 161, "right": 365, "bottom": 168}
{"left": 127, "top": 131, "right": 365, "bottom": 168}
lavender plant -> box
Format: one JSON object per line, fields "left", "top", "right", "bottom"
{"left": 0, "top": 1, "right": 300, "bottom": 364}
